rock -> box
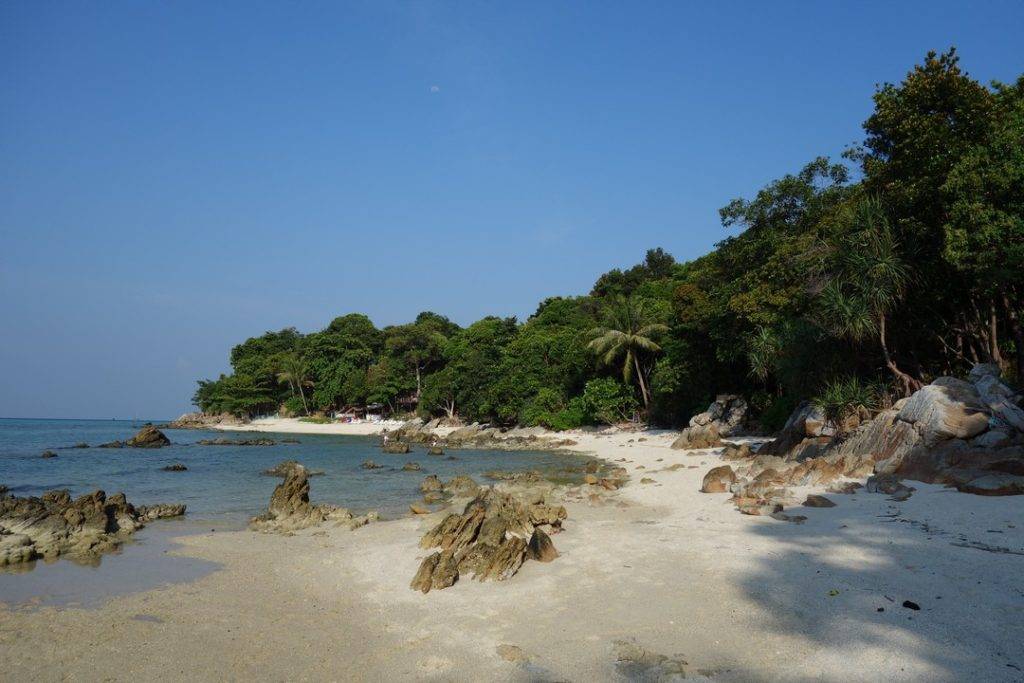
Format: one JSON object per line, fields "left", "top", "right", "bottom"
{"left": 40, "top": 450, "right": 58, "bottom": 458}
{"left": 196, "top": 438, "right": 276, "bottom": 446}
{"left": 585, "top": 461, "right": 600, "bottom": 474}
{"left": 828, "top": 481, "right": 863, "bottom": 494}
{"left": 249, "top": 463, "right": 360, "bottom": 533}
{"left": 969, "top": 363, "right": 1024, "bottom": 432}
{"left": 135, "top": 504, "right": 186, "bottom": 521}
{"left": 125, "top": 425, "right": 171, "bottom": 448}
{"left": 97, "top": 440, "right": 125, "bottom": 449}
{"left": 0, "top": 489, "right": 185, "bottom": 566}
{"left": 584, "top": 474, "right": 599, "bottom": 485}
{"left": 428, "top": 446, "right": 444, "bottom": 456}
{"left": 770, "top": 512, "right": 807, "bottom": 524}
{"left": 722, "top": 443, "right": 753, "bottom": 460}
{"left": 803, "top": 494, "right": 836, "bottom": 508}
{"left": 956, "top": 473, "right": 1024, "bottom": 496}
{"left": 382, "top": 441, "right": 410, "bottom": 454}
{"left": 162, "top": 463, "right": 188, "bottom": 472}
{"left": 671, "top": 423, "right": 721, "bottom": 450}
{"left": 701, "top": 465, "right": 736, "bottom": 493}
{"left": 734, "top": 497, "right": 783, "bottom": 516}
{"left": 411, "top": 487, "right": 563, "bottom": 592}
{"left": 360, "top": 459, "right": 384, "bottom": 469}
{"left": 420, "top": 475, "right": 443, "bottom": 493}
{"left": 496, "top": 644, "right": 530, "bottom": 663}
{"left": 402, "top": 462, "right": 422, "bottom": 472}
{"left": 897, "top": 378, "right": 990, "bottom": 445}
{"left": 262, "top": 460, "right": 325, "bottom": 477}
{"left": 409, "top": 503, "right": 431, "bottom": 515}
{"left": 866, "top": 474, "right": 915, "bottom": 500}
{"left": 692, "top": 394, "right": 750, "bottom": 436}
{"left": 526, "top": 527, "right": 558, "bottom": 562}
{"left": 72, "top": 443, "right": 89, "bottom": 449}
{"left": 445, "top": 475, "right": 481, "bottom": 498}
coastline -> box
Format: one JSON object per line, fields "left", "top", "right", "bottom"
{"left": 212, "top": 417, "right": 399, "bottom": 436}
{"left": 2, "top": 428, "right": 1022, "bottom": 680}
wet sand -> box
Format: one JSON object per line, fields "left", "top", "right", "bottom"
{"left": 1, "top": 431, "right": 1022, "bottom": 681}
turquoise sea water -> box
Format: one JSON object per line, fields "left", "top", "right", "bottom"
{"left": 0, "top": 418, "right": 591, "bottom": 606}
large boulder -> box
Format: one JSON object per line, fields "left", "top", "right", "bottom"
{"left": 126, "top": 425, "right": 171, "bottom": 448}
{"left": 671, "top": 423, "right": 721, "bottom": 450}
{"left": 896, "top": 378, "right": 990, "bottom": 446}
{"left": 701, "top": 465, "right": 737, "bottom": 493}
{"left": 969, "top": 364, "right": 1024, "bottom": 432}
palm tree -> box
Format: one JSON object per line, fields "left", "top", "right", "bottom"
{"left": 817, "top": 197, "right": 922, "bottom": 395}
{"left": 588, "top": 298, "right": 668, "bottom": 411}
{"left": 276, "top": 353, "right": 312, "bottom": 415}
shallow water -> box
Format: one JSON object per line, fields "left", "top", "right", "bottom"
{"left": 0, "top": 418, "right": 592, "bottom": 606}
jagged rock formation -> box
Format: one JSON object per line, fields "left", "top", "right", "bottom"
{"left": 410, "top": 487, "right": 566, "bottom": 593}
{"left": 671, "top": 395, "right": 750, "bottom": 450}
{"left": 0, "top": 489, "right": 185, "bottom": 566}
{"left": 249, "top": 462, "right": 376, "bottom": 533}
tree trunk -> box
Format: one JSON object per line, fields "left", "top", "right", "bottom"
{"left": 633, "top": 353, "right": 651, "bottom": 409}
{"left": 415, "top": 364, "right": 422, "bottom": 399}
{"left": 443, "top": 398, "right": 456, "bottom": 421}
{"left": 879, "top": 313, "right": 922, "bottom": 396}
{"left": 989, "top": 298, "right": 1004, "bottom": 368}
{"left": 297, "top": 383, "right": 309, "bottom": 415}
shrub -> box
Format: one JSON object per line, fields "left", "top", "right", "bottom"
{"left": 813, "top": 377, "right": 879, "bottom": 435}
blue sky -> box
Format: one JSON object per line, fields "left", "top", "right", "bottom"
{"left": 2, "top": 1, "right": 1023, "bottom": 419}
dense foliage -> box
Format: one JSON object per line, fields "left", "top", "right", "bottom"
{"left": 195, "top": 51, "right": 1023, "bottom": 430}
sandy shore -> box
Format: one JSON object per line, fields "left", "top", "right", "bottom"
{"left": 2, "top": 430, "right": 1022, "bottom": 681}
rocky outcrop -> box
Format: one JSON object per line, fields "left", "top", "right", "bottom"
{"left": 382, "top": 441, "right": 410, "bottom": 454}
{"left": 249, "top": 463, "right": 376, "bottom": 533}
{"left": 40, "top": 450, "right": 58, "bottom": 459}
{"left": 384, "top": 420, "right": 579, "bottom": 453}
{"left": 671, "top": 395, "right": 752, "bottom": 450}
{"left": 756, "top": 365, "right": 1024, "bottom": 498}
{"left": 0, "top": 489, "right": 185, "bottom": 566}
{"left": 410, "top": 487, "right": 566, "bottom": 593}
{"left": 160, "top": 412, "right": 247, "bottom": 430}
{"left": 360, "top": 460, "right": 384, "bottom": 470}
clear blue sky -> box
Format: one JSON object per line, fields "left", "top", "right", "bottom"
{"left": 2, "top": 2, "right": 1022, "bottom": 419}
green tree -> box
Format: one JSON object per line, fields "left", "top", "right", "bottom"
{"left": 276, "top": 353, "right": 311, "bottom": 415}
{"left": 588, "top": 298, "right": 668, "bottom": 411}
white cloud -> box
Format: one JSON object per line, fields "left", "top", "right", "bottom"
{"left": 430, "top": 85, "right": 440, "bottom": 93}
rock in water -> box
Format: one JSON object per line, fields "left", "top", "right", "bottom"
{"left": 0, "top": 489, "right": 185, "bottom": 566}
{"left": 40, "top": 450, "right": 58, "bottom": 458}
{"left": 701, "top": 465, "right": 737, "bottom": 493}
{"left": 261, "top": 460, "right": 324, "bottom": 477}
{"left": 360, "top": 459, "right": 384, "bottom": 470}
{"left": 402, "top": 462, "right": 422, "bottom": 471}
{"left": 162, "top": 463, "right": 188, "bottom": 472}
{"left": 382, "top": 441, "right": 410, "bottom": 454}
{"left": 126, "top": 425, "right": 171, "bottom": 448}
{"left": 410, "top": 487, "right": 565, "bottom": 593}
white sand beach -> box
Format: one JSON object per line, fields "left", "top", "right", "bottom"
{"left": 1, "top": 429, "right": 1022, "bottom": 681}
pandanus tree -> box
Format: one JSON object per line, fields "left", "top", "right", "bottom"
{"left": 276, "top": 353, "right": 312, "bottom": 415}
{"left": 587, "top": 298, "right": 668, "bottom": 412}
{"left": 817, "top": 197, "right": 923, "bottom": 395}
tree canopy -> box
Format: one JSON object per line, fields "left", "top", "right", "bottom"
{"left": 195, "top": 50, "right": 1023, "bottom": 430}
